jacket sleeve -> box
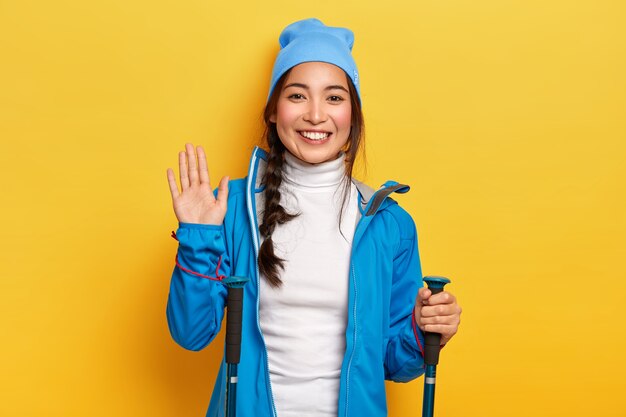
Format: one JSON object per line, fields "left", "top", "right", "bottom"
{"left": 166, "top": 222, "right": 229, "bottom": 351}
{"left": 383, "top": 213, "right": 426, "bottom": 382}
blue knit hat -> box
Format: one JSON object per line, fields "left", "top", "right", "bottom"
{"left": 267, "top": 18, "right": 361, "bottom": 103}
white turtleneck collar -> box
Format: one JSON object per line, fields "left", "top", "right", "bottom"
{"left": 282, "top": 151, "right": 346, "bottom": 190}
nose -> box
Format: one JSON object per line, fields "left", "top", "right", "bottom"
{"left": 303, "top": 98, "right": 327, "bottom": 124}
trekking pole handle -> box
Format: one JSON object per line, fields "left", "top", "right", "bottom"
{"left": 223, "top": 276, "right": 250, "bottom": 365}
{"left": 226, "top": 287, "right": 243, "bottom": 364}
{"left": 422, "top": 276, "right": 451, "bottom": 366}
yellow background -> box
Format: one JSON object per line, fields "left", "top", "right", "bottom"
{"left": 1, "top": 0, "right": 625, "bottom": 416}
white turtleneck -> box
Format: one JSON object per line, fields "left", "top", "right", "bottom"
{"left": 258, "top": 151, "right": 359, "bottom": 417}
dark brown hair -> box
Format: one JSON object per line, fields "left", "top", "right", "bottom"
{"left": 258, "top": 68, "right": 365, "bottom": 287}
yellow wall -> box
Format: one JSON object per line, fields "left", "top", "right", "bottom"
{"left": 1, "top": 1, "right": 624, "bottom": 416}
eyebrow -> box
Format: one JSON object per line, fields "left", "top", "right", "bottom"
{"left": 284, "top": 82, "right": 349, "bottom": 94}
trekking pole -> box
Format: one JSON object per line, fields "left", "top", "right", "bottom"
{"left": 222, "top": 276, "right": 250, "bottom": 417}
{"left": 422, "top": 276, "right": 451, "bottom": 417}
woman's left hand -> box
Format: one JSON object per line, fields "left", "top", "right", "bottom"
{"left": 414, "top": 287, "right": 462, "bottom": 346}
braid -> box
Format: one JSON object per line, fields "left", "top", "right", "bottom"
{"left": 258, "top": 128, "right": 298, "bottom": 287}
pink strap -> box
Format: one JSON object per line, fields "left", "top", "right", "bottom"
{"left": 172, "top": 230, "right": 226, "bottom": 281}
{"left": 174, "top": 253, "right": 226, "bottom": 281}
{"left": 411, "top": 309, "right": 425, "bottom": 356}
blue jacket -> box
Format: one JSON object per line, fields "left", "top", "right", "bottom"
{"left": 167, "top": 147, "right": 426, "bottom": 417}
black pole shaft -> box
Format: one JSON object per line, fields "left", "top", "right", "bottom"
{"left": 225, "top": 286, "right": 244, "bottom": 417}
{"left": 226, "top": 287, "right": 244, "bottom": 365}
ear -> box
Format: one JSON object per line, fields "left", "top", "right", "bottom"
{"left": 269, "top": 112, "right": 277, "bottom": 123}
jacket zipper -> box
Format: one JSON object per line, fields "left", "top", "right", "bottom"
{"left": 246, "top": 156, "right": 278, "bottom": 417}
{"left": 343, "top": 188, "right": 371, "bottom": 417}
{"left": 344, "top": 262, "right": 358, "bottom": 417}
{"left": 343, "top": 186, "right": 391, "bottom": 417}
{"left": 254, "top": 258, "right": 278, "bottom": 417}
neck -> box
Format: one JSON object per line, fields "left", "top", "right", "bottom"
{"left": 282, "top": 151, "right": 346, "bottom": 190}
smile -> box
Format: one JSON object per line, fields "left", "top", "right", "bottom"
{"left": 299, "top": 131, "right": 331, "bottom": 141}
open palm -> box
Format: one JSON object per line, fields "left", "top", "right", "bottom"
{"left": 166, "top": 143, "right": 229, "bottom": 225}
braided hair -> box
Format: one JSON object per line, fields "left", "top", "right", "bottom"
{"left": 258, "top": 69, "right": 365, "bottom": 287}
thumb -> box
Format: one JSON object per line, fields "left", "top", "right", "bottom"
{"left": 216, "top": 176, "right": 230, "bottom": 208}
{"left": 416, "top": 287, "right": 431, "bottom": 305}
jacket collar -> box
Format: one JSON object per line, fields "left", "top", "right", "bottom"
{"left": 247, "top": 146, "right": 410, "bottom": 216}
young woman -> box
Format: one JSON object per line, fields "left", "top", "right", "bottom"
{"left": 166, "top": 18, "right": 462, "bottom": 417}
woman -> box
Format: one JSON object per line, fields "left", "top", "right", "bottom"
{"left": 166, "top": 18, "right": 462, "bottom": 417}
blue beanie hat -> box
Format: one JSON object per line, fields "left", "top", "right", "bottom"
{"left": 267, "top": 18, "right": 361, "bottom": 103}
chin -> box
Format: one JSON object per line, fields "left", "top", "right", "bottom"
{"left": 301, "top": 152, "right": 339, "bottom": 164}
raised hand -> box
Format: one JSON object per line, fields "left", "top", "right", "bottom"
{"left": 166, "top": 143, "right": 229, "bottom": 225}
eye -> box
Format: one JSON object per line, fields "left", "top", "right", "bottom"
{"left": 288, "top": 93, "right": 305, "bottom": 100}
{"left": 328, "top": 95, "right": 345, "bottom": 102}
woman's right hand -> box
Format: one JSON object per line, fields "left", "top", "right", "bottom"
{"left": 166, "top": 143, "right": 229, "bottom": 225}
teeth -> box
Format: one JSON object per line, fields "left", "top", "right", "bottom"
{"left": 301, "top": 131, "right": 329, "bottom": 140}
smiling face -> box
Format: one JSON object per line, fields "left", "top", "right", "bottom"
{"left": 269, "top": 62, "right": 353, "bottom": 164}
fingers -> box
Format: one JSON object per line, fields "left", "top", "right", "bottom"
{"left": 186, "top": 143, "right": 200, "bottom": 185}
{"left": 419, "top": 290, "right": 456, "bottom": 306}
{"left": 416, "top": 287, "right": 431, "bottom": 305}
{"left": 166, "top": 168, "right": 180, "bottom": 199}
{"left": 416, "top": 289, "right": 462, "bottom": 337}
{"left": 421, "top": 323, "right": 458, "bottom": 333}
{"left": 418, "top": 309, "right": 461, "bottom": 335}
{"left": 179, "top": 151, "right": 189, "bottom": 190}
{"left": 422, "top": 324, "right": 459, "bottom": 343}
{"left": 419, "top": 291, "right": 462, "bottom": 320}
{"left": 178, "top": 143, "right": 210, "bottom": 190}
{"left": 420, "top": 303, "right": 461, "bottom": 318}
{"left": 197, "top": 146, "right": 211, "bottom": 184}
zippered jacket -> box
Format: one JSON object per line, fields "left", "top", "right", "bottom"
{"left": 166, "top": 147, "right": 426, "bottom": 417}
